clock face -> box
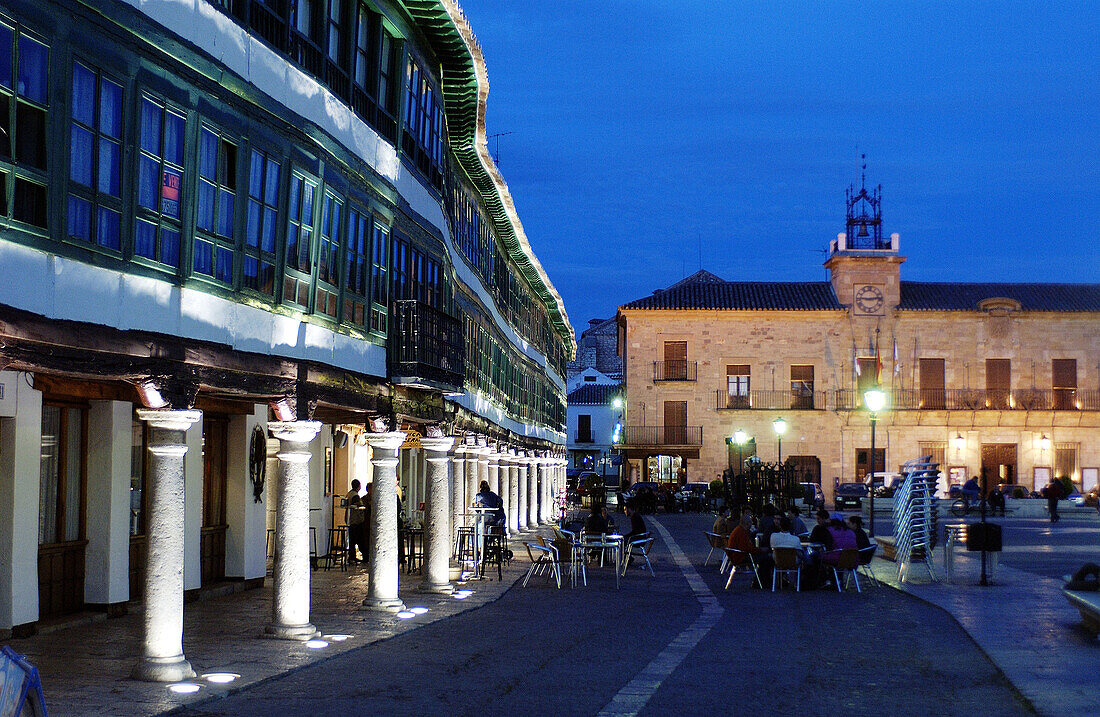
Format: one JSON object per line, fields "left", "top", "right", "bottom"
{"left": 855, "top": 284, "right": 885, "bottom": 314}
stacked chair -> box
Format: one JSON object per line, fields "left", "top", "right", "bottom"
{"left": 891, "top": 456, "right": 940, "bottom": 582}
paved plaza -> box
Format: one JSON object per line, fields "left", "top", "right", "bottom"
{"left": 12, "top": 510, "right": 1097, "bottom": 715}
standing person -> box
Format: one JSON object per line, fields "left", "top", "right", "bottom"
{"left": 344, "top": 479, "right": 367, "bottom": 562}
{"left": 1043, "top": 478, "right": 1064, "bottom": 523}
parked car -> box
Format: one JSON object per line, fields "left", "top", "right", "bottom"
{"left": 995, "top": 483, "right": 1037, "bottom": 500}
{"left": 865, "top": 472, "right": 903, "bottom": 496}
{"left": 622, "top": 481, "right": 660, "bottom": 513}
{"left": 796, "top": 482, "right": 825, "bottom": 511}
{"left": 834, "top": 482, "right": 869, "bottom": 511}
{"left": 673, "top": 482, "right": 709, "bottom": 512}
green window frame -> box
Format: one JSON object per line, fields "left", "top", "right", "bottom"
{"left": 67, "top": 60, "right": 123, "bottom": 251}
{"left": 193, "top": 123, "right": 238, "bottom": 285}
{"left": 315, "top": 188, "right": 342, "bottom": 318}
{"left": 243, "top": 147, "right": 281, "bottom": 296}
{"left": 0, "top": 22, "right": 49, "bottom": 229}
{"left": 368, "top": 219, "right": 388, "bottom": 335}
{"left": 343, "top": 204, "right": 369, "bottom": 328}
{"left": 283, "top": 169, "right": 317, "bottom": 308}
{"left": 135, "top": 94, "right": 186, "bottom": 269}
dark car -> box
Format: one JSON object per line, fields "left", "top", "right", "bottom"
{"left": 798, "top": 482, "right": 825, "bottom": 511}
{"left": 673, "top": 482, "right": 710, "bottom": 512}
{"left": 994, "top": 483, "right": 1037, "bottom": 500}
{"left": 834, "top": 482, "right": 868, "bottom": 511}
{"left": 622, "top": 481, "right": 660, "bottom": 513}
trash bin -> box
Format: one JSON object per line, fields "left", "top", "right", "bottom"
{"left": 966, "top": 522, "right": 1002, "bottom": 552}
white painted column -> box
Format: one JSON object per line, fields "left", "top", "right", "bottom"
{"left": 84, "top": 400, "right": 132, "bottom": 609}
{"left": 263, "top": 420, "right": 323, "bottom": 641}
{"left": 516, "top": 450, "right": 529, "bottom": 531}
{"left": 527, "top": 455, "right": 539, "bottom": 528}
{"left": 132, "top": 409, "right": 202, "bottom": 682}
{"left": 362, "top": 431, "right": 406, "bottom": 612}
{"left": 0, "top": 373, "right": 42, "bottom": 634}
{"left": 419, "top": 435, "right": 455, "bottom": 593}
{"left": 471, "top": 443, "right": 487, "bottom": 508}
{"left": 541, "top": 454, "right": 553, "bottom": 523}
{"left": 183, "top": 416, "right": 203, "bottom": 592}
{"left": 225, "top": 406, "right": 268, "bottom": 582}
{"left": 507, "top": 449, "right": 520, "bottom": 533}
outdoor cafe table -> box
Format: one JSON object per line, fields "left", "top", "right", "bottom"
{"left": 580, "top": 534, "right": 625, "bottom": 589}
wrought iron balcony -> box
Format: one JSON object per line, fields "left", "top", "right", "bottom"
{"left": 620, "top": 425, "right": 703, "bottom": 447}
{"left": 653, "top": 360, "right": 697, "bottom": 382}
{"left": 832, "top": 388, "right": 1100, "bottom": 411}
{"left": 388, "top": 299, "right": 465, "bottom": 392}
{"left": 715, "top": 389, "right": 824, "bottom": 410}
{"left": 573, "top": 430, "right": 594, "bottom": 444}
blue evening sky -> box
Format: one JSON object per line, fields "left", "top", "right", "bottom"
{"left": 460, "top": 1, "right": 1100, "bottom": 328}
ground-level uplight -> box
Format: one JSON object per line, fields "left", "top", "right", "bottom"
{"left": 201, "top": 673, "right": 240, "bottom": 684}
{"left": 168, "top": 683, "right": 202, "bottom": 694}
{"left": 305, "top": 639, "right": 329, "bottom": 649}
{"left": 323, "top": 634, "right": 351, "bottom": 642}
{"left": 409, "top": 606, "right": 429, "bottom": 615}
{"left": 396, "top": 610, "right": 416, "bottom": 619}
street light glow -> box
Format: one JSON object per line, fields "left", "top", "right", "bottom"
{"left": 864, "top": 389, "right": 886, "bottom": 413}
{"left": 772, "top": 417, "right": 788, "bottom": 436}
{"left": 733, "top": 429, "right": 747, "bottom": 445}
{"left": 612, "top": 397, "right": 623, "bottom": 409}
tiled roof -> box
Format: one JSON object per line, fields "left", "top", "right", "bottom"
{"left": 899, "top": 282, "right": 1100, "bottom": 311}
{"left": 621, "top": 280, "right": 844, "bottom": 311}
{"left": 567, "top": 384, "right": 622, "bottom": 405}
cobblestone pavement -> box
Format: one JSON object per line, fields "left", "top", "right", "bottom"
{"left": 11, "top": 558, "right": 525, "bottom": 716}
{"left": 171, "top": 513, "right": 1030, "bottom": 717}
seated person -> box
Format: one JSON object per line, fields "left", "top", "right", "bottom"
{"left": 625, "top": 501, "right": 647, "bottom": 541}
{"left": 712, "top": 506, "right": 734, "bottom": 536}
{"left": 758, "top": 504, "right": 779, "bottom": 542}
{"left": 846, "top": 515, "right": 871, "bottom": 551}
{"left": 823, "top": 514, "right": 858, "bottom": 565}
{"left": 769, "top": 516, "right": 804, "bottom": 553}
{"left": 808, "top": 509, "right": 834, "bottom": 550}
{"left": 727, "top": 513, "right": 773, "bottom": 584}
{"left": 788, "top": 506, "right": 808, "bottom": 537}
{"left": 961, "top": 477, "right": 981, "bottom": 503}
{"left": 987, "top": 489, "right": 1006, "bottom": 515}
{"left": 584, "top": 504, "right": 609, "bottom": 535}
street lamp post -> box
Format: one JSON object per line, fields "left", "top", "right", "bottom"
{"left": 864, "top": 389, "right": 886, "bottom": 538}
{"left": 772, "top": 417, "right": 788, "bottom": 466}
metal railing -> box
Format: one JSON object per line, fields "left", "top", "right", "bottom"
{"left": 653, "top": 360, "right": 697, "bottom": 382}
{"left": 715, "top": 389, "right": 825, "bottom": 410}
{"left": 573, "top": 431, "right": 594, "bottom": 444}
{"left": 388, "top": 299, "right": 465, "bottom": 390}
{"left": 620, "top": 425, "right": 703, "bottom": 446}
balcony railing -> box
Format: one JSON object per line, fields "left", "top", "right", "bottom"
{"left": 388, "top": 299, "right": 464, "bottom": 391}
{"left": 832, "top": 388, "right": 1100, "bottom": 411}
{"left": 715, "top": 389, "right": 824, "bottom": 410}
{"left": 620, "top": 425, "right": 703, "bottom": 447}
{"left": 653, "top": 360, "right": 697, "bottom": 382}
{"left": 573, "top": 431, "right": 594, "bottom": 444}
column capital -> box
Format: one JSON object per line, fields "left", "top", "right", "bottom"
{"left": 471, "top": 446, "right": 491, "bottom": 459}
{"left": 362, "top": 431, "right": 407, "bottom": 452}
{"left": 268, "top": 420, "right": 323, "bottom": 445}
{"left": 136, "top": 408, "right": 202, "bottom": 432}
{"left": 421, "top": 436, "right": 455, "bottom": 457}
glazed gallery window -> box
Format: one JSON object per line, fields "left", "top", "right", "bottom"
{"left": 315, "top": 189, "right": 342, "bottom": 318}
{"left": 351, "top": 4, "right": 398, "bottom": 138}
{"left": 283, "top": 170, "right": 317, "bottom": 306}
{"left": 368, "top": 220, "right": 387, "bottom": 334}
{"left": 0, "top": 23, "right": 49, "bottom": 227}
{"left": 343, "top": 205, "right": 370, "bottom": 327}
{"left": 243, "top": 148, "right": 281, "bottom": 295}
{"left": 194, "top": 124, "right": 238, "bottom": 284}
{"left": 39, "top": 404, "right": 86, "bottom": 545}
{"left": 136, "top": 95, "right": 186, "bottom": 268}
{"left": 68, "top": 61, "right": 123, "bottom": 250}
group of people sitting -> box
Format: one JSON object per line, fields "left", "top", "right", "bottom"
{"left": 713, "top": 503, "right": 870, "bottom": 589}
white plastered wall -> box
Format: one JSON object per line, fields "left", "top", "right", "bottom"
{"left": 225, "top": 405, "right": 268, "bottom": 580}
{"left": 84, "top": 400, "right": 133, "bottom": 606}
{"left": 0, "top": 372, "right": 42, "bottom": 630}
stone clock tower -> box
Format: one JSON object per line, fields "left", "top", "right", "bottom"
{"left": 824, "top": 164, "right": 903, "bottom": 315}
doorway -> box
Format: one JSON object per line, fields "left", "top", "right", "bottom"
{"left": 788, "top": 455, "right": 821, "bottom": 484}
{"left": 981, "top": 443, "right": 1017, "bottom": 487}
{"left": 38, "top": 403, "right": 88, "bottom": 618}
{"left": 201, "top": 416, "right": 229, "bottom": 585}
{"left": 855, "top": 448, "right": 886, "bottom": 482}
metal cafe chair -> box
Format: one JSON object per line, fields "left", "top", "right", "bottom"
{"left": 771, "top": 547, "right": 801, "bottom": 592}
{"left": 857, "top": 544, "right": 879, "bottom": 587}
{"left": 723, "top": 547, "right": 763, "bottom": 589}
{"left": 522, "top": 542, "right": 561, "bottom": 588}
{"left": 626, "top": 535, "right": 655, "bottom": 577}
{"left": 831, "top": 548, "right": 862, "bottom": 593}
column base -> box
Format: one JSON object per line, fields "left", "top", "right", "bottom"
{"left": 131, "top": 655, "right": 196, "bottom": 683}
{"left": 262, "top": 622, "right": 320, "bottom": 641}
{"left": 417, "top": 580, "right": 454, "bottom": 594}
{"left": 360, "top": 596, "right": 406, "bottom": 612}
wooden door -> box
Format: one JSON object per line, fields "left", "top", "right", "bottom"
{"left": 981, "top": 443, "right": 1017, "bottom": 487}
{"left": 986, "top": 359, "right": 1010, "bottom": 409}
{"left": 663, "top": 400, "right": 687, "bottom": 445}
{"left": 663, "top": 341, "right": 687, "bottom": 380}
{"left": 201, "top": 416, "right": 229, "bottom": 585}
{"left": 919, "top": 358, "right": 945, "bottom": 409}
{"left": 855, "top": 448, "right": 885, "bottom": 482}
{"left": 1052, "top": 359, "right": 1077, "bottom": 410}
{"left": 38, "top": 404, "right": 88, "bottom": 618}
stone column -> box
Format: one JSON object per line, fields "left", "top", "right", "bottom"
{"left": 450, "top": 446, "right": 466, "bottom": 532}
{"left": 362, "top": 432, "right": 406, "bottom": 612}
{"left": 527, "top": 455, "right": 539, "bottom": 528}
{"left": 469, "top": 443, "right": 487, "bottom": 512}
{"left": 487, "top": 448, "right": 501, "bottom": 497}
{"left": 507, "top": 449, "right": 520, "bottom": 533}
{"left": 516, "top": 450, "right": 529, "bottom": 531}
{"left": 420, "top": 435, "right": 455, "bottom": 593}
{"left": 541, "top": 453, "right": 553, "bottom": 523}
{"left": 132, "top": 409, "right": 202, "bottom": 682}
{"left": 264, "top": 420, "right": 323, "bottom": 641}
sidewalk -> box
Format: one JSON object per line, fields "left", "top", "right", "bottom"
{"left": 4, "top": 545, "right": 534, "bottom": 716}
{"left": 874, "top": 549, "right": 1098, "bottom": 717}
